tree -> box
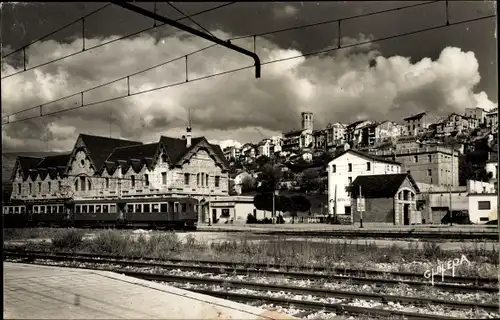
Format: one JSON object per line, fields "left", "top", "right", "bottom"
{"left": 258, "top": 163, "right": 283, "bottom": 191}
{"left": 291, "top": 195, "right": 311, "bottom": 212}
{"left": 254, "top": 193, "right": 273, "bottom": 211}
{"left": 241, "top": 175, "right": 257, "bottom": 193}
{"left": 255, "top": 155, "right": 270, "bottom": 169}
{"left": 298, "top": 168, "right": 323, "bottom": 193}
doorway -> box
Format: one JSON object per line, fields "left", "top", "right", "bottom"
{"left": 403, "top": 204, "right": 410, "bottom": 225}
{"left": 212, "top": 209, "right": 217, "bottom": 224}
{"left": 344, "top": 206, "right": 351, "bottom": 214}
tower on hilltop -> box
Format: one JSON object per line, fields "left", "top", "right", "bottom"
{"left": 301, "top": 112, "right": 313, "bottom": 131}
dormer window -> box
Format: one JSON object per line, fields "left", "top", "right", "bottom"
{"left": 161, "top": 154, "right": 168, "bottom": 163}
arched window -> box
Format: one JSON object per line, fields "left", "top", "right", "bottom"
{"left": 205, "top": 173, "right": 209, "bottom": 186}
{"left": 197, "top": 173, "right": 200, "bottom": 186}
{"left": 74, "top": 179, "right": 79, "bottom": 191}
{"left": 88, "top": 179, "right": 92, "bottom": 191}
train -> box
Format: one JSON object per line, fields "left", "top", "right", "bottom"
{"left": 2, "top": 196, "right": 199, "bottom": 230}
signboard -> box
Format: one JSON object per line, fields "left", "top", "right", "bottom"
{"left": 357, "top": 197, "right": 365, "bottom": 212}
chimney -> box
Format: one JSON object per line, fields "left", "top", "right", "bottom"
{"left": 186, "top": 126, "right": 192, "bottom": 148}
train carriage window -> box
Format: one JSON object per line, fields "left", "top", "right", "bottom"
{"left": 9, "top": 207, "right": 14, "bottom": 214}
{"left": 40, "top": 206, "right": 46, "bottom": 214}
{"left": 127, "top": 205, "right": 134, "bottom": 213}
{"left": 109, "top": 205, "right": 117, "bottom": 213}
{"left": 160, "top": 203, "right": 168, "bottom": 212}
{"left": 174, "top": 202, "right": 180, "bottom": 213}
{"left": 34, "top": 206, "right": 39, "bottom": 214}
{"left": 46, "top": 206, "right": 52, "bottom": 214}
{"left": 75, "top": 205, "right": 81, "bottom": 213}
{"left": 89, "top": 205, "right": 95, "bottom": 213}
{"left": 103, "top": 205, "right": 109, "bottom": 213}
{"left": 181, "top": 203, "right": 187, "bottom": 212}
{"left": 96, "top": 205, "right": 102, "bottom": 213}
{"left": 59, "top": 205, "right": 64, "bottom": 213}
{"left": 152, "top": 204, "right": 160, "bottom": 213}
{"left": 82, "top": 205, "right": 87, "bottom": 213}
{"left": 135, "top": 204, "right": 142, "bottom": 213}
{"left": 14, "top": 207, "right": 19, "bottom": 214}
{"left": 21, "top": 207, "right": 26, "bottom": 214}
{"left": 169, "top": 202, "right": 175, "bottom": 212}
{"left": 3, "top": 207, "right": 7, "bottom": 214}
{"left": 52, "top": 205, "right": 58, "bottom": 214}
{"left": 143, "top": 204, "right": 151, "bottom": 213}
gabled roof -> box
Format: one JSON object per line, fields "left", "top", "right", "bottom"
{"left": 404, "top": 112, "right": 426, "bottom": 121}
{"left": 329, "top": 149, "right": 401, "bottom": 165}
{"left": 78, "top": 134, "right": 142, "bottom": 171}
{"left": 17, "top": 156, "right": 43, "bottom": 178}
{"left": 351, "top": 173, "right": 420, "bottom": 198}
{"left": 37, "top": 153, "right": 71, "bottom": 168}
{"left": 106, "top": 143, "right": 159, "bottom": 162}
{"left": 284, "top": 128, "right": 304, "bottom": 136}
{"left": 346, "top": 120, "right": 366, "bottom": 129}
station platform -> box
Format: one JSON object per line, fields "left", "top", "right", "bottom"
{"left": 4, "top": 262, "right": 296, "bottom": 319}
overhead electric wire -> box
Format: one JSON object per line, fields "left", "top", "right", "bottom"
{"left": 166, "top": 1, "right": 216, "bottom": 38}
{"left": 1, "top": 0, "right": 449, "bottom": 122}
{"left": 1, "top": 11, "right": 495, "bottom": 127}
{"left": 1, "top": 2, "right": 236, "bottom": 80}
{"left": 1, "top": 3, "right": 112, "bottom": 59}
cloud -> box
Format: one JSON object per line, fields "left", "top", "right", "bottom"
{"left": 1, "top": 29, "right": 497, "bottom": 153}
{"left": 273, "top": 4, "right": 299, "bottom": 19}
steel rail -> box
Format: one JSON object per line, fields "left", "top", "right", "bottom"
{"left": 5, "top": 248, "right": 497, "bottom": 284}
{"left": 4, "top": 258, "right": 484, "bottom": 319}
{"left": 4, "top": 250, "right": 497, "bottom": 293}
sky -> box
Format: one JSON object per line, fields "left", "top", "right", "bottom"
{"left": 1, "top": 1, "right": 497, "bottom": 152}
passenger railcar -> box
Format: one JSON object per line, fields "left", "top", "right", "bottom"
{"left": 2, "top": 197, "right": 199, "bottom": 230}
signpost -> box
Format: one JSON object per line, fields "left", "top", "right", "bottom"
{"left": 358, "top": 185, "right": 364, "bottom": 228}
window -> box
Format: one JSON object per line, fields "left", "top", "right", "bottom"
{"left": 48, "top": 182, "right": 51, "bottom": 192}
{"left": 160, "top": 203, "right": 168, "bottom": 212}
{"left": 215, "top": 176, "right": 220, "bottom": 187}
{"left": 80, "top": 177, "right": 86, "bottom": 191}
{"left": 109, "top": 205, "right": 117, "bottom": 213}
{"left": 58, "top": 181, "right": 62, "bottom": 191}
{"left": 29, "top": 183, "right": 32, "bottom": 193}
{"left": 162, "top": 172, "right": 167, "bottom": 185}
{"left": 89, "top": 205, "right": 95, "bottom": 214}
{"left": 127, "top": 204, "right": 134, "bottom": 213}
{"left": 135, "top": 204, "right": 142, "bottom": 213}
{"left": 184, "top": 173, "right": 190, "bottom": 185}
{"left": 152, "top": 204, "right": 160, "bottom": 213}
{"left": 348, "top": 163, "right": 352, "bottom": 172}
{"left": 143, "top": 204, "right": 151, "bottom": 213}
{"left": 174, "top": 202, "right": 180, "bottom": 212}
{"left": 144, "top": 174, "right": 149, "bottom": 186}
{"left": 95, "top": 205, "right": 101, "bottom": 213}
{"left": 105, "top": 178, "right": 110, "bottom": 189}
{"left": 75, "top": 206, "right": 80, "bottom": 214}
{"left": 161, "top": 153, "right": 168, "bottom": 163}
{"left": 17, "top": 183, "right": 21, "bottom": 194}
{"left": 131, "top": 175, "right": 136, "bottom": 187}
{"left": 221, "top": 209, "right": 230, "bottom": 218}
{"left": 197, "top": 173, "right": 200, "bottom": 186}
{"left": 478, "top": 201, "right": 491, "bottom": 210}
{"left": 206, "top": 174, "right": 209, "bottom": 186}
{"left": 40, "top": 206, "right": 46, "bottom": 214}
{"left": 427, "top": 169, "right": 432, "bottom": 176}
{"left": 332, "top": 165, "right": 336, "bottom": 173}
{"left": 366, "top": 162, "right": 371, "bottom": 171}
{"left": 88, "top": 179, "right": 92, "bottom": 191}
{"left": 348, "top": 177, "right": 352, "bottom": 184}
{"left": 428, "top": 155, "right": 432, "bottom": 162}
{"left": 181, "top": 203, "right": 187, "bottom": 212}
{"left": 74, "top": 180, "right": 78, "bottom": 191}
{"left": 103, "top": 205, "right": 109, "bottom": 213}
{"left": 480, "top": 217, "right": 489, "bottom": 222}
{"left": 414, "top": 156, "right": 418, "bottom": 163}
{"left": 81, "top": 205, "right": 87, "bottom": 213}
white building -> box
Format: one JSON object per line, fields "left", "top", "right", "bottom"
{"left": 258, "top": 139, "right": 272, "bottom": 158}
{"left": 209, "top": 195, "right": 267, "bottom": 224}
{"left": 327, "top": 149, "right": 402, "bottom": 215}
{"left": 467, "top": 180, "right": 497, "bottom": 224}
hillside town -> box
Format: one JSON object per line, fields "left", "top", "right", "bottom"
{"left": 222, "top": 107, "right": 499, "bottom": 225}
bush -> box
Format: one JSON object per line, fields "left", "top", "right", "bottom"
{"left": 246, "top": 213, "right": 257, "bottom": 224}
{"left": 51, "top": 229, "right": 84, "bottom": 250}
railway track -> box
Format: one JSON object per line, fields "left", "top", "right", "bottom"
{"left": 5, "top": 250, "right": 499, "bottom": 319}
{"left": 4, "top": 249, "right": 497, "bottom": 293}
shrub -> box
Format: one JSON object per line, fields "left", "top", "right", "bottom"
{"left": 51, "top": 229, "right": 84, "bottom": 250}
{"left": 88, "top": 230, "right": 130, "bottom": 255}
{"left": 246, "top": 213, "right": 257, "bottom": 224}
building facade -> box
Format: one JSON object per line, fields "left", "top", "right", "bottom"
{"left": 327, "top": 149, "right": 402, "bottom": 216}
{"left": 282, "top": 112, "right": 314, "bottom": 152}
{"left": 209, "top": 195, "right": 267, "bottom": 224}
{"left": 350, "top": 173, "right": 420, "bottom": 225}
{"left": 464, "top": 107, "right": 486, "bottom": 125}
{"left": 373, "top": 146, "right": 459, "bottom": 187}
{"left": 9, "top": 132, "right": 230, "bottom": 223}
{"left": 485, "top": 108, "right": 498, "bottom": 133}
{"left": 403, "top": 112, "right": 439, "bottom": 136}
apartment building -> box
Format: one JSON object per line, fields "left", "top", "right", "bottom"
{"left": 327, "top": 149, "right": 402, "bottom": 216}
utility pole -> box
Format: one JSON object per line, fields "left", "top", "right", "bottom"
{"left": 359, "top": 184, "right": 364, "bottom": 228}
{"left": 449, "top": 142, "right": 454, "bottom": 226}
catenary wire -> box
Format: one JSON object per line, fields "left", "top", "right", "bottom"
{"left": 166, "top": 2, "right": 216, "bottom": 38}
{"left": 0, "top": 0, "right": 442, "bottom": 119}
{"left": 0, "top": 2, "right": 236, "bottom": 80}
{"left": 1, "top": 3, "right": 112, "bottom": 59}
{"left": 1, "top": 13, "right": 495, "bottom": 127}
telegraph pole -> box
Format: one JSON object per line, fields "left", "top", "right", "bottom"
{"left": 359, "top": 184, "right": 364, "bottom": 228}
{"left": 449, "top": 142, "right": 454, "bottom": 226}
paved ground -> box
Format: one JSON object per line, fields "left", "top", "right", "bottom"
{"left": 4, "top": 262, "right": 295, "bottom": 319}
